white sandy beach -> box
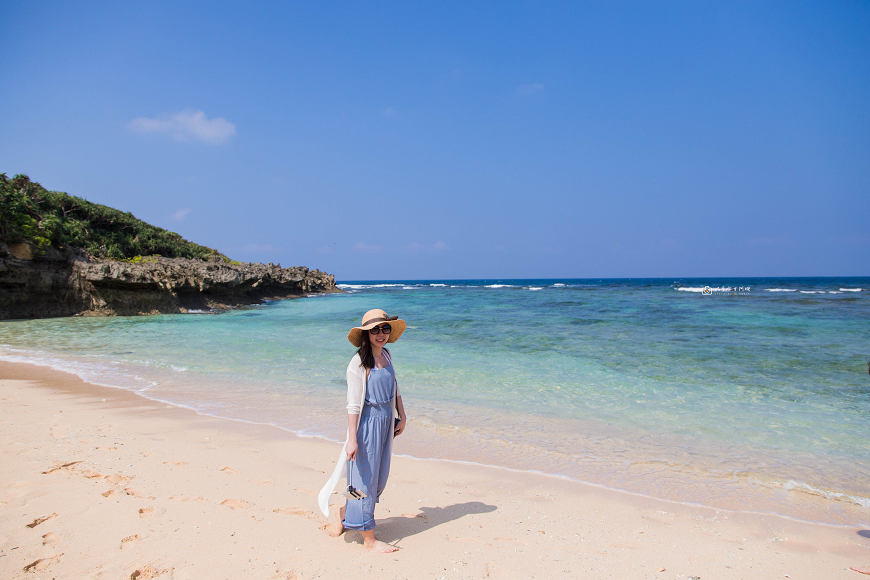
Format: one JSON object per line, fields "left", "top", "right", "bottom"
{"left": 1, "top": 360, "right": 868, "bottom": 579}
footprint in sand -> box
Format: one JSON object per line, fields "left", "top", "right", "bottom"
{"left": 141, "top": 451, "right": 154, "bottom": 457}
{"left": 121, "top": 534, "right": 142, "bottom": 549}
{"left": 247, "top": 478, "right": 274, "bottom": 486}
{"left": 293, "top": 487, "right": 315, "bottom": 496}
{"left": 22, "top": 553, "right": 63, "bottom": 572}
{"left": 163, "top": 461, "right": 187, "bottom": 466}
{"left": 95, "top": 446, "right": 118, "bottom": 450}
{"left": 273, "top": 507, "right": 318, "bottom": 520}
{"left": 83, "top": 471, "right": 131, "bottom": 485}
{"left": 169, "top": 495, "right": 203, "bottom": 502}
{"left": 138, "top": 507, "right": 155, "bottom": 518}
{"left": 26, "top": 513, "right": 57, "bottom": 528}
{"left": 130, "top": 565, "right": 160, "bottom": 579}
{"left": 102, "top": 489, "right": 116, "bottom": 497}
{"left": 97, "top": 424, "right": 117, "bottom": 432}
{"left": 124, "top": 487, "right": 154, "bottom": 499}
{"left": 220, "top": 499, "right": 251, "bottom": 510}
{"left": 220, "top": 467, "right": 239, "bottom": 474}
{"left": 42, "top": 461, "right": 82, "bottom": 474}
{"left": 42, "top": 532, "right": 59, "bottom": 545}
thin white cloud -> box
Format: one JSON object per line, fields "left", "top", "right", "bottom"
{"left": 517, "top": 83, "right": 544, "bottom": 96}
{"left": 353, "top": 241, "right": 383, "bottom": 253}
{"left": 170, "top": 208, "right": 191, "bottom": 221}
{"left": 406, "top": 240, "right": 449, "bottom": 253}
{"left": 128, "top": 109, "right": 237, "bottom": 144}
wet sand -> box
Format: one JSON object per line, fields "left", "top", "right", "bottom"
{"left": 1, "top": 360, "right": 868, "bottom": 579}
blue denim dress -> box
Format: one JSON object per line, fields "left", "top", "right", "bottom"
{"left": 342, "top": 364, "right": 395, "bottom": 531}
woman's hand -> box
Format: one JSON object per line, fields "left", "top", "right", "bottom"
{"left": 345, "top": 438, "right": 358, "bottom": 461}
{"left": 394, "top": 395, "right": 407, "bottom": 437}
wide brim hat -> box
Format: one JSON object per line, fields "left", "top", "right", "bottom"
{"left": 347, "top": 309, "right": 407, "bottom": 347}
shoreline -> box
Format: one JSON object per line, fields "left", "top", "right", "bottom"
{"left": 2, "top": 344, "right": 869, "bottom": 529}
{"left": 1, "top": 359, "right": 869, "bottom": 579}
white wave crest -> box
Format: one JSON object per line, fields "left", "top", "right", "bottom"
{"left": 766, "top": 289, "right": 797, "bottom": 292}
{"left": 485, "top": 284, "right": 514, "bottom": 288}
{"left": 337, "top": 283, "right": 405, "bottom": 290}
{"left": 677, "top": 287, "right": 732, "bottom": 293}
{"left": 840, "top": 288, "right": 862, "bottom": 292}
{"left": 0, "top": 347, "right": 157, "bottom": 393}
{"left": 783, "top": 480, "right": 870, "bottom": 508}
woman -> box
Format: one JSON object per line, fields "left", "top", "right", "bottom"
{"left": 318, "top": 309, "right": 407, "bottom": 553}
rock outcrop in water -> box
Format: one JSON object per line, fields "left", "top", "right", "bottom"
{"left": 0, "top": 242, "right": 340, "bottom": 319}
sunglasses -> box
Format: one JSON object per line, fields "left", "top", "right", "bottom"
{"left": 369, "top": 324, "right": 392, "bottom": 335}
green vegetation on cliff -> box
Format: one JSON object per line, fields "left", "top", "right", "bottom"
{"left": 0, "top": 173, "right": 226, "bottom": 261}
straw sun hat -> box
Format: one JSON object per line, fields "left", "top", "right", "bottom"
{"left": 347, "top": 309, "right": 407, "bottom": 347}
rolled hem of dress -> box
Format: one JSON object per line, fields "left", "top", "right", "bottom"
{"left": 342, "top": 518, "right": 376, "bottom": 532}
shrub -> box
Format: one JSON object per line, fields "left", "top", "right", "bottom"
{"left": 0, "top": 173, "right": 228, "bottom": 261}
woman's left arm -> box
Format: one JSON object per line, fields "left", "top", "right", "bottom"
{"left": 394, "top": 395, "right": 407, "bottom": 437}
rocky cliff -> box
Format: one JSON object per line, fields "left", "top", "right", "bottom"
{"left": 0, "top": 242, "right": 340, "bottom": 319}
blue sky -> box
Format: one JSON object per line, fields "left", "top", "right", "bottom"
{"left": 2, "top": 1, "right": 868, "bottom": 280}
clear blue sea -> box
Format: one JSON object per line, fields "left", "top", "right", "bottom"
{"left": 1, "top": 277, "right": 868, "bottom": 525}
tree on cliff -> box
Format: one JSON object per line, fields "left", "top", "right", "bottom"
{"left": 0, "top": 173, "right": 226, "bottom": 261}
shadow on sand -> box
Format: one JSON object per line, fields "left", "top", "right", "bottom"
{"left": 858, "top": 530, "right": 870, "bottom": 539}
{"left": 343, "top": 501, "right": 497, "bottom": 546}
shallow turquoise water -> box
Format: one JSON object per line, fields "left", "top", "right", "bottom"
{"left": 2, "top": 277, "right": 868, "bottom": 524}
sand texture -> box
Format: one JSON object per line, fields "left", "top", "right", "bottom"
{"left": 1, "top": 361, "right": 868, "bottom": 579}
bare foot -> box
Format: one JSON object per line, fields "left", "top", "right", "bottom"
{"left": 326, "top": 505, "right": 345, "bottom": 537}
{"left": 361, "top": 529, "right": 398, "bottom": 552}
{"left": 364, "top": 539, "right": 398, "bottom": 553}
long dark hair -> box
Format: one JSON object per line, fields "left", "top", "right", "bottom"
{"left": 357, "top": 331, "right": 375, "bottom": 370}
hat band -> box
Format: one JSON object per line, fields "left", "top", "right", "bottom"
{"left": 362, "top": 315, "right": 398, "bottom": 327}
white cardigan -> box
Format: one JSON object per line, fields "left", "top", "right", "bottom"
{"left": 317, "top": 349, "right": 399, "bottom": 517}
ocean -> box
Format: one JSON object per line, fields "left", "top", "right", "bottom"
{"left": 1, "top": 277, "right": 868, "bottom": 526}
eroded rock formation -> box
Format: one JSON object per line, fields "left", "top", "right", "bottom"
{"left": 0, "top": 242, "right": 340, "bottom": 319}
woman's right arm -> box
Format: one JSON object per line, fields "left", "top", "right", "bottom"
{"left": 345, "top": 356, "right": 364, "bottom": 460}
{"left": 345, "top": 413, "right": 360, "bottom": 460}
